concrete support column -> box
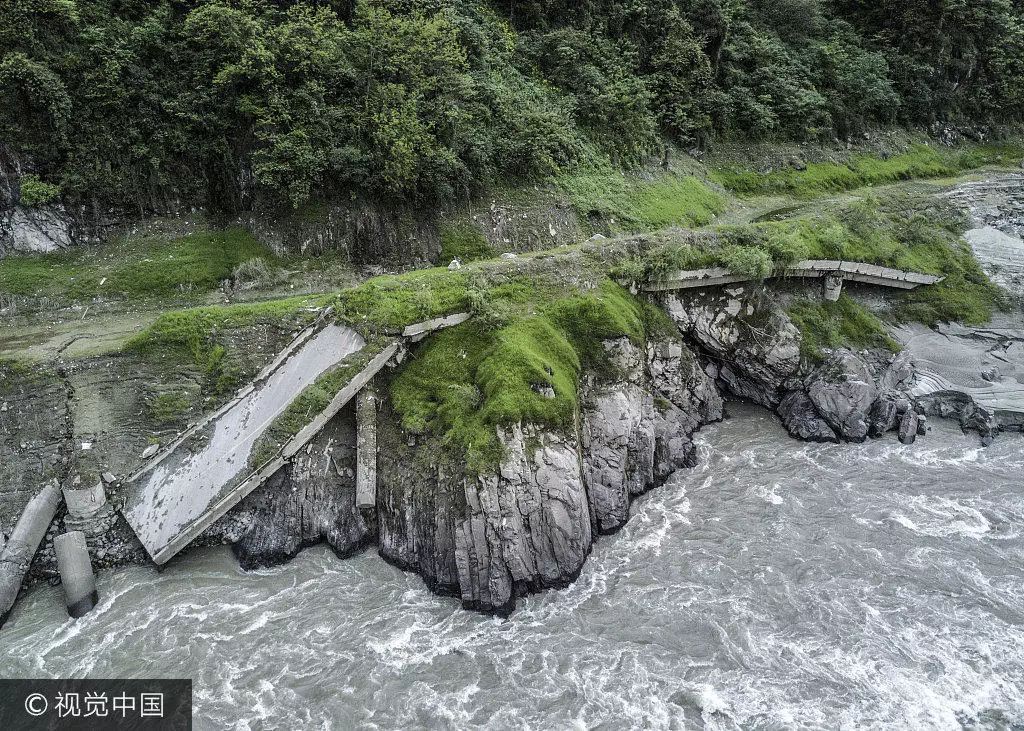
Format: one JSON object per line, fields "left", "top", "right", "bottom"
{"left": 0, "top": 483, "right": 63, "bottom": 627}
{"left": 54, "top": 531, "right": 98, "bottom": 618}
{"left": 823, "top": 273, "right": 844, "bottom": 302}
{"left": 355, "top": 387, "right": 378, "bottom": 509}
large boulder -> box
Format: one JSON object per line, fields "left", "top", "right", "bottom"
{"left": 663, "top": 286, "right": 800, "bottom": 407}
{"left": 777, "top": 391, "right": 839, "bottom": 443}
{"left": 805, "top": 350, "right": 877, "bottom": 442}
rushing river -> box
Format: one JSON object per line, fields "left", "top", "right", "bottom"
{"left": 2, "top": 403, "right": 1023, "bottom": 730}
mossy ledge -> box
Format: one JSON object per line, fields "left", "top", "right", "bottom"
{"left": 713, "top": 143, "right": 1024, "bottom": 197}
{"left": 119, "top": 189, "right": 1001, "bottom": 472}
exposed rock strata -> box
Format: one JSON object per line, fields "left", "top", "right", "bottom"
{"left": 377, "top": 334, "right": 721, "bottom": 614}
{"left": 663, "top": 286, "right": 801, "bottom": 407}
{"left": 662, "top": 286, "right": 918, "bottom": 445}
{"left": 0, "top": 286, "right": 936, "bottom": 618}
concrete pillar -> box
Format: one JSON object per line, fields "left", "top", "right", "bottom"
{"left": 0, "top": 483, "right": 63, "bottom": 627}
{"left": 823, "top": 273, "right": 844, "bottom": 302}
{"left": 54, "top": 531, "right": 98, "bottom": 618}
{"left": 63, "top": 482, "right": 108, "bottom": 520}
{"left": 355, "top": 387, "right": 378, "bottom": 509}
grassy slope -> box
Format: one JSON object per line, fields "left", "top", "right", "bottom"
{"left": 0, "top": 228, "right": 275, "bottom": 302}
{"left": 556, "top": 158, "right": 727, "bottom": 232}
{"left": 713, "top": 143, "right": 1024, "bottom": 197}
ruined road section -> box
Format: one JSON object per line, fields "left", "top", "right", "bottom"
{"left": 123, "top": 322, "right": 366, "bottom": 565}
{"left": 643, "top": 259, "right": 943, "bottom": 295}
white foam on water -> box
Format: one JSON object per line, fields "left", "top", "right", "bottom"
{"left": 752, "top": 482, "right": 784, "bottom": 505}
{"left": 889, "top": 495, "right": 993, "bottom": 540}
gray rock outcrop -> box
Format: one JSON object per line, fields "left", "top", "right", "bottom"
{"left": 804, "top": 350, "right": 877, "bottom": 442}
{"left": 230, "top": 406, "right": 370, "bottom": 569}
{"left": 0, "top": 205, "right": 74, "bottom": 257}
{"left": 777, "top": 391, "right": 839, "bottom": 443}
{"left": 776, "top": 349, "right": 921, "bottom": 444}
{"left": 377, "top": 333, "right": 720, "bottom": 614}
{"left": 662, "top": 286, "right": 801, "bottom": 407}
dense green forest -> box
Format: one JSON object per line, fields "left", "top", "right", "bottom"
{"left": 3, "top": 0, "right": 1023, "bottom": 212}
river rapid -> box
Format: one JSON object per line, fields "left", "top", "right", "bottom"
{"left": 2, "top": 403, "right": 1023, "bottom": 730}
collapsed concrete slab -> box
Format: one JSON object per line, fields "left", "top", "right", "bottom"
{"left": 122, "top": 312, "right": 471, "bottom": 566}
{"left": 123, "top": 323, "right": 367, "bottom": 564}
{"left": 642, "top": 259, "right": 943, "bottom": 293}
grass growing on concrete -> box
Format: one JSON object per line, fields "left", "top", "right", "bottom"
{"left": 247, "top": 341, "right": 388, "bottom": 469}
{"left": 714, "top": 143, "right": 1024, "bottom": 197}
{"left": 788, "top": 296, "right": 899, "bottom": 362}
{"left": 439, "top": 221, "right": 495, "bottom": 264}
{"left": 621, "top": 192, "right": 1004, "bottom": 326}
{"left": 557, "top": 158, "right": 726, "bottom": 233}
{"left": 390, "top": 278, "right": 649, "bottom": 472}
{"left": 0, "top": 228, "right": 275, "bottom": 303}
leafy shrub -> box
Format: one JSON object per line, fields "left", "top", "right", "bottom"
{"left": 18, "top": 174, "right": 61, "bottom": 206}
{"left": 719, "top": 245, "right": 772, "bottom": 278}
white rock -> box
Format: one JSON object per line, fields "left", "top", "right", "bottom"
{"left": 141, "top": 444, "right": 159, "bottom": 459}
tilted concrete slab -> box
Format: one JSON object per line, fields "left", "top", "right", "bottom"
{"left": 123, "top": 322, "right": 367, "bottom": 564}
{"left": 643, "top": 259, "right": 943, "bottom": 292}
{"left": 122, "top": 311, "right": 473, "bottom": 565}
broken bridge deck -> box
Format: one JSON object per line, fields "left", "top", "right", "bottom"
{"left": 122, "top": 310, "right": 470, "bottom": 565}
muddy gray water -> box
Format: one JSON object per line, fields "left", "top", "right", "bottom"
{"left": 3, "top": 403, "right": 1023, "bottom": 730}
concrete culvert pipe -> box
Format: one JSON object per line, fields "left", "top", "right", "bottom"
{"left": 54, "top": 531, "right": 98, "bottom": 618}
{"left": 0, "top": 483, "right": 63, "bottom": 628}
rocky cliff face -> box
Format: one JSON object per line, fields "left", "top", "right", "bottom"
{"left": 0, "top": 149, "right": 76, "bottom": 258}
{"left": 375, "top": 333, "right": 721, "bottom": 614}
{"left": 663, "top": 286, "right": 801, "bottom": 407}
{"left": 227, "top": 404, "right": 371, "bottom": 568}
{"left": 2, "top": 284, "right": 931, "bottom": 616}
{"left": 661, "top": 285, "right": 923, "bottom": 446}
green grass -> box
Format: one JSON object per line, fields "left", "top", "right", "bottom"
{"left": 248, "top": 340, "right": 388, "bottom": 469}
{"left": 390, "top": 278, "right": 649, "bottom": 472}
{"left": 334, "top": 268, "right": 474, "bottom": 332}
{"left": 126, "top": 294, "right": 330, "bottom": 394}
{"left": 148, "top": 391, "right": 192, "bottom": 424}
{"left": 439, "top": 221, "right": 495, "bottom": 264}
{"left": 714, "top": 143, "right": 1024, "bottom": 197}
{"left": 557, "top": 157, "right": 726, "bottom": 233}
{"left": 0, "top": 227, "right": 275, "bottom": 302}
{"left": 788, "top": 296, "right": 899, "bottom": 362}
